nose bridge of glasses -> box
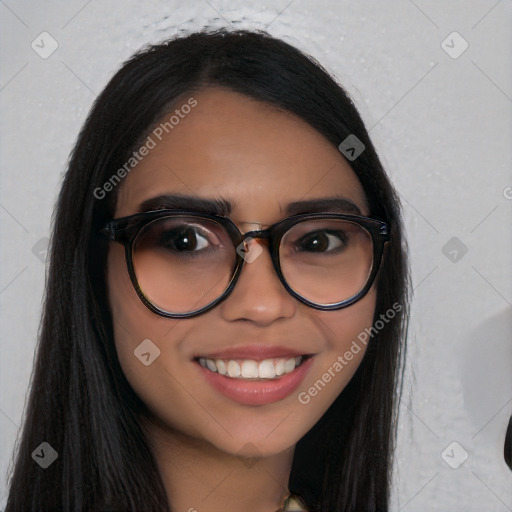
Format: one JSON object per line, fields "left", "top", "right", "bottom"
{"left": 239, "top": 229, "right": 272, "bottom": 250}
{"left": 235, "top": 220, "right": 271, "bottom": 243}
{"left": 232, "top": 224, "right": 274, "bottom": 263}
{"left": 238, "top": 220, "right": 267, "bottom": 231}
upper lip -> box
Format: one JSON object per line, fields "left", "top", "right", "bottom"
{"left": 194, "top": 344, "right": 312, "bottom": 361}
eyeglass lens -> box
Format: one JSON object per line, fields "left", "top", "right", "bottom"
{"left": 132, "top": 215, "right": 374, "bottom": 314}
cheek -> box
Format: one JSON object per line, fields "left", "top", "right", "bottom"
{"left": 320, "top": 287, "right": 377, "bottom": 356}
{"left": 106, "top": 244, "right": 188, "bottom": 402}
{"left": 297, "top": 287, "right": 377, "bottom": 409}
{"left": 106, "top": 243, "right": 187, "bottom": 339}
{"left": 107, "top": 244, "right": 155, "bottom": 352}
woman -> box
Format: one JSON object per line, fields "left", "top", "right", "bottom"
{"left": 5, "top": 29, "right": 409, "bottom": 511}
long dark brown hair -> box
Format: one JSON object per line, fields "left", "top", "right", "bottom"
{"left": 5, "top": 28, "right": 409, "bottom": 511}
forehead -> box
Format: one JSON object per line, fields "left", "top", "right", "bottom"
{"left": 115, "top": 87, "right": 369, "bottom": 221}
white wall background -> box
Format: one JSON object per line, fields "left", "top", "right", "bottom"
{"left": 1, "top": 1, "right": 511, "bottom": 510}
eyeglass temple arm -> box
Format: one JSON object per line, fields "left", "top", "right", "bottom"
{"left": 98, "top": 223, "right": 117, "bottom": 241}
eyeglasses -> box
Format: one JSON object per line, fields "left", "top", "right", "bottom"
{"left": 99, "top": 209, "right": 390, "bottom": 318}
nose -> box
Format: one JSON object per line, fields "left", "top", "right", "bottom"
{"left": 218, "top": 237, "right": 297, "bottom": 325}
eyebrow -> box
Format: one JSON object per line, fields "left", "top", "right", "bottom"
{"left": 138, "top": 193, "right": 362, "bottom": 217}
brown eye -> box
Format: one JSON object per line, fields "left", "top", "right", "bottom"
{"left": 157, "top": 226, "right": 210, "bottom": 253}
{"left": 295, "top": 230, "right": 349, "bottom": 253}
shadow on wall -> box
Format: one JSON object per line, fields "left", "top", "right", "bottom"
{"left": 461, "top": 309, "right": 512, "bottom": 484}
{"left": 505, "top": 415, "right": 511, "bottom": 471}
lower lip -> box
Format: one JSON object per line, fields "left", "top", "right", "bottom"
{"left": 195, "top": 357, "right": 314, "bottom": 406}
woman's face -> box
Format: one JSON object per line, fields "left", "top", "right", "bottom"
{"left": 107, "top": 87, "right": 377, "bottom": 458}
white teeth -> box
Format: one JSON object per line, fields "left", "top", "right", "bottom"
{"left": 227, "top": 360, "right": 241, "bottom": 378}
{"left": 198, "top": 355, "right": 304, "bottom": 379}
{"left": 283, "top": 358, "right": 296, "bottom": 373}
{"left": 216, "top": 359, "right": 227, "bottom": 375}
{"left": 275, "top": 359, "right": 285, "bottom": 376}
{"left": 258, "top": 359, "right": 276, "bottom": 379}
{"left": 241, "top": 360, "right": 259, "bottom": 378}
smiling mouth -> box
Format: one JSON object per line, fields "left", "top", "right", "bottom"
{"left": 194, "top": 354, "right": 313, "bottom": 380}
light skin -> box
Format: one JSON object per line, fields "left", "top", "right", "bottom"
{"left": 107, "top": 87, "right": 377, "bottom": 512}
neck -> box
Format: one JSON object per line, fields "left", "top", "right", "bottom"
{"left": 142, "top": 416, "right": 295, "bottom": 512}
